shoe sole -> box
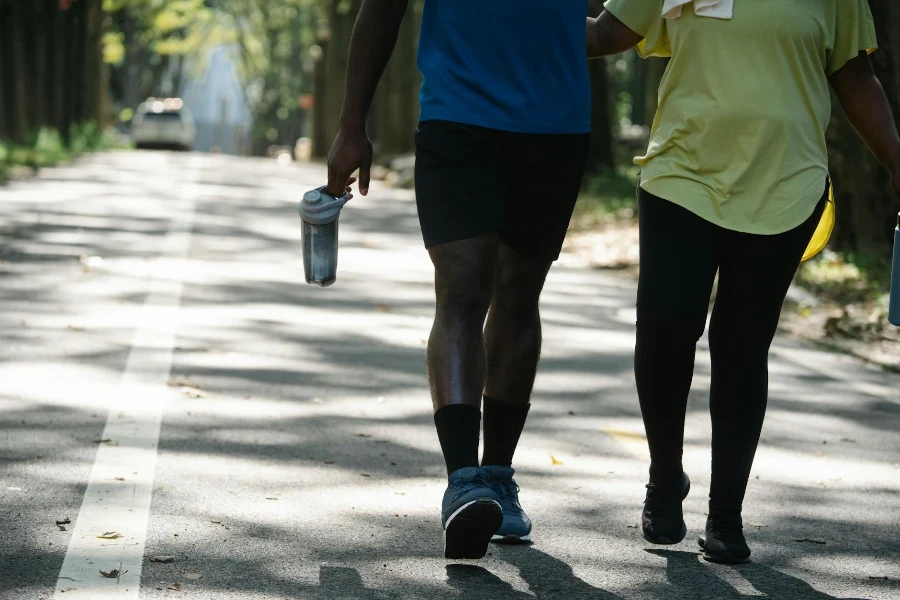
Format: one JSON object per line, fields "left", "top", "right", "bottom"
{"left": 443, "top": 499, "right": 503, "bottom": 559}
{"left": 699, "top": 538, "right": 751, "bottom": 564}
{"left": 490, "top": 534, "right": 532, "bottom": 544}
{"left": 641, "top": 475, "right": 691, "bottom": 545}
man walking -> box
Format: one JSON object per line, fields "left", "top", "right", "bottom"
{"left": 326, "top": 0, "right": 591, "bottom": 559}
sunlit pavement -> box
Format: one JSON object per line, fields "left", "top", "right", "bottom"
{"left": 1, "top": 151, "right": 898, "bottom": 600}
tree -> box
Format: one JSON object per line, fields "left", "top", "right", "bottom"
{"left": 586, "top": 0, "right": 615, "bottom": 173}
{"left": 371, "top": 0, "right": 421, "bottom": 158}
{"left": 0, "top": 0, "right": 108, "bottom": 145}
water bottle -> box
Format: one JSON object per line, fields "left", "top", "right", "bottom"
{"left": 890, "top": 213, "right": 900, "bottom": 326}
{"left": 299, "top": 186, "right": 349, "bottom": 287}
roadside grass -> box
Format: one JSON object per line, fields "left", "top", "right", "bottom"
{"left": 0, "top": 122, "right": 133, "bottom": 184}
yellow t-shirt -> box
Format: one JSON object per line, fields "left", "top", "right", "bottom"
{"left": 604, "top": 0, "right": 878, "bottom": 235}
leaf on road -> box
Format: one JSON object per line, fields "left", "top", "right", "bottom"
{"left": 355, "top": 433, "right": 372, "bottom": 438}
{"left": 627, "top": 524, "right": 639, "bottom": 529}
{"left": 377, "top": 304, "right": 391, "bottom": 313}
{"left": 182, "top": 387, "right": 206, "bottom": 399}
{"left": 150, "top": 556, "right": 176, "bottom": 563}
{"left": 794, "top": 538, "right": 827, "bottom": 544}
{"left": 56, "top": 518, "right": 71, "bottom": 526}
{"left": 360, "top": 473, "right": 371, "bottom": 477}
{"left": 93, "top": 439, "right": 118, "bottom": 445}
{"left": 549, "top": 454, "right": 564, "bottom": 466}
{"left": 66, "top": 325, "right": 86, "bottom": 332}
{"left": 97, "top": 532, "right": 123, "bottom": 539}
{"left": 869, "top": 576, "right": 889, "bottom": 580}
{"left": 99, "top": 569, "right": 126, "bottom": 578}
{"left": 210, "top": 520, "right": 222, "bottom": 524}
{"left": 79, "top": 255, "right": 104, "bottom": 268}
{"left": 182, "top": 572, "right": 202, "bottom": 580}
{"left": 114, "top": 477, "right": 125, "bottom": 481}
{"left": 841, "top": 438, "right": 857, "bottom": 443}
{"left": 168, "top": 582, "right": 182, "bottom": 590}
{"left": 167, "top": 378, "right": 200, "bottom": 389}
{"left": 265, "top": 497, "right": 278, "bottom": 500}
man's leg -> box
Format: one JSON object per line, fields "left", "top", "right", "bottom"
{"left": 428, "top": 234, "right": 499, "bottom": 472}
{"left": 414, "top": 120, "right": 510, "bottom": 559}
{"left": 477, "top": 130, "right": 589, "bottom": 544}
{"left": 482, "top": 243, "right": 552, "bottom": 467}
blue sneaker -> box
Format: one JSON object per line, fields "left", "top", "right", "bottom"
{"left": 442, "top": 467, "right": 503, "bottom": 559}
{"left": 483, "top": 465, "right": 532, "bottom": 544}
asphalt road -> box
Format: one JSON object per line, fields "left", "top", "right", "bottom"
{"left": 1, "top": 151, "right": 898, "bottom": 600}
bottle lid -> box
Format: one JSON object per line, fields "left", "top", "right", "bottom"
{"left": 303, "top": 190, "right": 323, "bottom": 205}
{"left": 299, "top": 185, "right": 349, "bottom": 225}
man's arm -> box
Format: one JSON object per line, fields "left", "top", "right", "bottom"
{"left": 586, "top": 11, "right": 643, "bottom": 59}
{"left": 326, "top": 0, "right": 409, "bottom": 197}
{"left": 831, "top": 52, "right": 900, "bottom": 203}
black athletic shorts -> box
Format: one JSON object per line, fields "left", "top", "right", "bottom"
{"left": 414, "top": 119, "right": 590, "bottom": 262}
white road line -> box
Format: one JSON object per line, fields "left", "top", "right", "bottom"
{"left": 54, "top": 156, "right": 202, "bottom": 599}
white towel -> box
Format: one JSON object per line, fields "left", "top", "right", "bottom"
{"left": 662, "top": 0, "right": 733, "bottom": 20}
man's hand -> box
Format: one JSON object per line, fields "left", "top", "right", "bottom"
{"left": 326, "top": 126, "right": 373, "bottom": 198}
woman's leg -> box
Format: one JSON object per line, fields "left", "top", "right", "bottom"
{"left": 635, "top": 190, "right": 719, "bottom": 484}
{"left": 704, "top": 196, "right": 826, "bottom": 560}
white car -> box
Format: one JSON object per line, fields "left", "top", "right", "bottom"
{"left": 132, "top": 98, "right": 196, "bottom": 151}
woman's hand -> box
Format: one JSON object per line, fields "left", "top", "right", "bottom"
{"left": 831, "top": 54, "right": 900, "bottom": 208}
{"left": 586, "top": 12, "right": 643, "bottom": 58}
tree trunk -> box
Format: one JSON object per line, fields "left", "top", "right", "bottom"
{"left": 586, "top": 57, "right": 615, "bottom": 173}
{"left": 82, "top": 0, "right": 103, "bottom": 124}
{"left": 0, "top": 1, "right": 11, "bottom": 140}
{"left": 373, "top": 0, "right": 420, "bottom": 158}
{"left": 586, "top": 0, "right": 615, "bottom": 173}
{"left": 828, "top": 0, "right": 899, "bottom": 256}
{"left": 314, "top": 0, "right": 363, "bottom": 159}
{"left": 10, "top": 0, "right": 30, "bottom": 142}
{"left": 310, "top": 37, "right": 331, "bottom": 158}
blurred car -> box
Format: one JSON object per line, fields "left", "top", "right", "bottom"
{"left": 131, "top": 98, "right": 196, "bottom": 151}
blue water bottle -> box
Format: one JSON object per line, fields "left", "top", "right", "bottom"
{"left": 890, "top": 213, "right": 900, "bottom": 326}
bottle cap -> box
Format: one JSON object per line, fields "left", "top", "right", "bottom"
{"left": 299, "top": 186, "right": 349, "bottom": 225}
{"left": 303, "top": 190, "right": 323, "bottom": 205}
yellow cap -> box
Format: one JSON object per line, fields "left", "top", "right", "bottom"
{"left": 801, "top": 179, "right": 835, "bottom": 262}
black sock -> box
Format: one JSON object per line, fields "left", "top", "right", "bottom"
{"left": 481, "top": 395, "right": 530, "bottom": 468}
{"left": 434, "top": 404, "right": 482, "bottom": 476}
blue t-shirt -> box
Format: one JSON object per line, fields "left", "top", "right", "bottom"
{"left": 418, "top": 1, "right": 591, "bottom": 135}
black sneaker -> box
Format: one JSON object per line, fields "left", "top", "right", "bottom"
{"left": 641, "top": 472, "right": 690, "bottom": 545}
{"left": 699, "top": 512, "right": 751, "bottom": 564}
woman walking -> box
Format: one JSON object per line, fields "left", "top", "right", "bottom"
{"left": 587, "top": 0, "right": 900, "bottom": 563}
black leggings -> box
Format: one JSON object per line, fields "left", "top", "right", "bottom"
{"left": 635, "top": 188, "right": 826, "bottom": 514}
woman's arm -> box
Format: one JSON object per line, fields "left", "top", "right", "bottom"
{"left": 586, "top": 12, "right": 643, "bottom": 58}
{"left": 830, "top": 52, "right": 900, "bottom": 202}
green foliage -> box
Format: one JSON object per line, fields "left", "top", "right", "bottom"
{"left": 797, "top": 250, "right": 892, "bottom": 306}
{"left": 572, "top": 169, "right": 641, "bottom": 231}
{"left": 0, "top": 140, "right": 8, "bottom": 184}
{"left": 103, "top": 0, "right": 220, "bottom": 60}
{"left": 0, "top": 123, "right": 133, "bottom": 181}
{"left": 31, "top": 128, "right": 70, "bottom": 167}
